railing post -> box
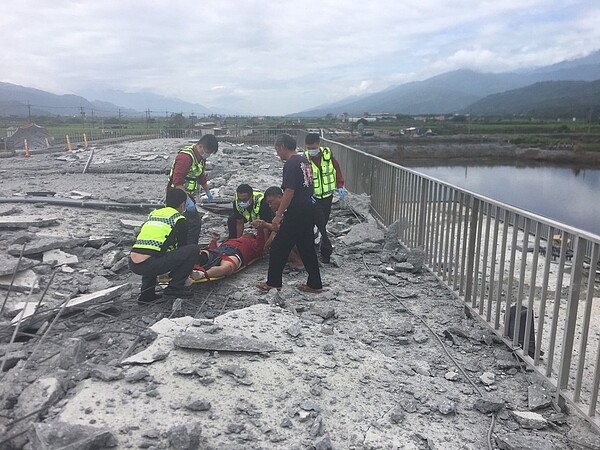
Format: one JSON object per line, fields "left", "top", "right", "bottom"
{"left": 464, "top": 197, "right": 480, "bottom": 304}
{"left": 557, "top": 235, "right": 586, "bottom": 392}
{"left": 417, "top": 177, "right": 428, "bottom": 246}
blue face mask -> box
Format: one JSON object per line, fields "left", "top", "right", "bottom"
{"left": 238, "top": 201, "right": 250, "bottom": 209}
{"left": 308, "top": 149, "right": 320, "bottom": 157}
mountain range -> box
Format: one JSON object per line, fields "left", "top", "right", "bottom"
{"left": 291, "top": 51, "right": 600, "bottom": 117}
{"left": 1, "top": 50, "right": 599, "bottom": 118}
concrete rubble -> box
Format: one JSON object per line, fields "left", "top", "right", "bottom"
{"left": 0, "top": 138, "right": 592, "bottom": 449}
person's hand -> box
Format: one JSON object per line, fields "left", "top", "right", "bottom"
{"left": 185, "top": 197, "right": 196, "bottom": 212}
{"left": 252, "top": 219, "right": 265, "bottom": 229}
{"left": 211, "top": 231, "right": 220, "bottom": 241}
{"left": 206, "top": 191, "right": 214, "bottom": 203}
{"left": 338, "top": 188, "right": 346, "bottom": 201}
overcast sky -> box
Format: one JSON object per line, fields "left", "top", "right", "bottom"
{"left": 1, "top": 0, "right": 599, "bottom": 116}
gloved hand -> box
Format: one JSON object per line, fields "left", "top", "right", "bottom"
{"left": 338, "top": 188, "right": 346, "bottom": 201}
{"left": 185, "top": 197, "right": 196, "bottom": 212}
{"left": 206, "top": 191, "right": 214, "bottom": 203}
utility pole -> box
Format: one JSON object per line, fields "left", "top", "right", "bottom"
{"left": 146, "top": 109, "right": 151, "bottom": 129}
{"left": 80, "top": 105, "right": 86, "bottom": 125}
{"left": 27, "top": 102, "right": 31, "bottom": 123}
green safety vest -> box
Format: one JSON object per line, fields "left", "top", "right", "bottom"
{"left": 132, "top": 207, "right": 185, "bottom": 253}
{"left": 235, "top": 191, "right": 264, "bottom": 222}
{"left": 305, "top": 147, "right": 336, "bottom": 199}
{"left": 168, "top": 146, "right": 205, "bottom": 194}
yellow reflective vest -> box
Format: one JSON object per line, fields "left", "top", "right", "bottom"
{"left": 235, "top": 191, "right": 264, "bottom": 222}
{"left": 132, "top": 207, "right": 185, "bottom": 253}
{"left": 305, "top": 147, "right": 336, "bottom": 199}
{"left": 168, "top": 146, "right": 205, "bottom": 194}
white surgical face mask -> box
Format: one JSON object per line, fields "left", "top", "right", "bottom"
{"left": 238, "top": 201, "right": 250, "bottom": 209}
{"left": 308, "top": 149, "right": 320, "bottom": 157}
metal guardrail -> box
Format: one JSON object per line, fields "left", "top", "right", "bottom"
{"left": 317, "top": 134, "right": 600, "bottom": 430}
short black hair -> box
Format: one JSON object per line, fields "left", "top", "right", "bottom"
{"left": 274, "top": 133, "right": 296, "bottom": 151}
{"left": 236, "top": 184, "right": 253, "bottom": 196}
{"left": 264, "top": 186, "right": 283, "bottom": 198}
{"left": 166, "top": 188, "right": 187, "bottom": 208}
{"left": 198, "top": 134, "right": 218, "bottom": 154}
{"left": 305, "top": 132, "right": 320, "bottom": 146}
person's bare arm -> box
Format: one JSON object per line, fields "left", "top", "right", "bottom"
{"left": 272, "top": 188, "right": 294, "bottom": 228}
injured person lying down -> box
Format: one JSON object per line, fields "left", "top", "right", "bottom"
{"left": 193, "top": 229, "right": 266, "bottom": 281}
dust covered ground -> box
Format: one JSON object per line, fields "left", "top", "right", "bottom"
{"left": 0, "top": 139, "right": 598, "bottom": 449}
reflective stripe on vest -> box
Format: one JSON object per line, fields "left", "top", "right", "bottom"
{"left": 235, "top": 191, "right": 264, "bottom": 222}
{"left": 168, "top": 146, "right": 205, "bottom": 194}
{"left": 132, "top": 207, "right": 185, "bottom": 252}
{"left": 305, "top": 147, "right": 336, "bottom": 199}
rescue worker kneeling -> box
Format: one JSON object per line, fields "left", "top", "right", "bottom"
{"left": 129, "top": 188, "right": 200, "bottom": 302}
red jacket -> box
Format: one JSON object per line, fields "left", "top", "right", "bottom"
{"left": 209, "top": 230, "right": 265, "bottom": 264}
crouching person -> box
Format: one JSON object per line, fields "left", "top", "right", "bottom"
{"left": 129, "top": 188, "right": 200, "bottom": 302}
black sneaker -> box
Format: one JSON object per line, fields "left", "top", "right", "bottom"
{"left": 138, "top": 292, "right": 163, "bottom": 304}
{"left": 163, "top": 287, "right": 194, "bottom": 298}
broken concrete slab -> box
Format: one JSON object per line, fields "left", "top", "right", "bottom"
{"left": 11, "top": 283, "right": 129, "bottom": 326}
{"left": 174, "top": 332, "right": 285, "bottom": 353}
{"left": 16, "top": 377, "right": 64, "bottom": 420}
{"left": 528, "top": 384, "right": 552, "bottom": 411}
{"left": 341, "top": 221, "right": 385, "bottom": 247}
{"left": 122, "top": 317, "right": 194, "bottom": 365}
{"left": 567, "top": 419, "right": 600, "bottom": 450}
{"left": 8, "top": 236, "right": 87, "bottom": 256}
{"left": 119, "top": 219, "right": 144, "bottom": 229}
{"left": 29, "top": 421, "right": 117, "bottom": 450}
{"left": 512, "top": 411, "right": 548, "bottom": 429}
{"left": 0, "top": 215, "right": 59, "bottom": 229}
{"left": 43, "top": 249, "right": 79, "bottom": 266}
{"left": 0, "top": 268, "right": 40, "bottom": 293}
{"left": 0, "top": 255, "right": 38, "bottom": 276}
{"left": 69, "top": 190, "right": 93, "bottom": 199}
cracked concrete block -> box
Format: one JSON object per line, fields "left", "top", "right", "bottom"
{"left": 43, "top": 249, "right": 79, "bottom": 266}
{"left": 29, "top": 421, "right": 116, "bottom": 450}
{"left": 0, "top": 215, "right": 58, "bottom": 229}
{"left": 0, "top": 255, "right": 38, "bottom": 276}
{"left": 16, "top": 378, "right": 64, "bottom": 420}
{"left": 0, "top": 268, "right": 40, "bottom": 293}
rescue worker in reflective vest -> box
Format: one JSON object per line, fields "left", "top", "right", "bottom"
{"left": 304, "top": 132, "right": 346, "bottom": 264}
{"left": 167, "top": 134, "right": 218, "bottom": 245}
{"left": 227, "top": 183, "right": 274, "bottom": 239}
{"left": 129, "top": 189, "right": 201, "bottom": 302}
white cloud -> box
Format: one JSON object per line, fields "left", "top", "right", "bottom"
{"left": 0, "top": 0, "right": 598, "bottom": 115}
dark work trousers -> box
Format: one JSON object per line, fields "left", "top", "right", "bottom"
{"left": 314, "top": 195, "right": 333, "bottom": 260}
{"left": 184, "top": 208, "right": 201, "bottom": 245}
{"left": 267, "top": 205, "right": 322, "bottom": 289}
{"left": 129, "top": 244, "right": 200, "bottom": 296}
{"left": 227, "top": 213, "right": 244, "bottom": 239}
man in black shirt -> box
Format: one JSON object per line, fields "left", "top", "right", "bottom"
{"left": 258, "top": 134, "right": 322, "bottom": 293}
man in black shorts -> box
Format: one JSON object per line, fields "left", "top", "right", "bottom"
{"left": 257, "top": 134, "right": 322, "bottom": 293}
{"left": 196, "top": 230, "right": 266, "bottom": 279}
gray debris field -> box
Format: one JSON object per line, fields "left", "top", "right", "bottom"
{"left": 0, "top": 139, "right": 598, "bottom": 449}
